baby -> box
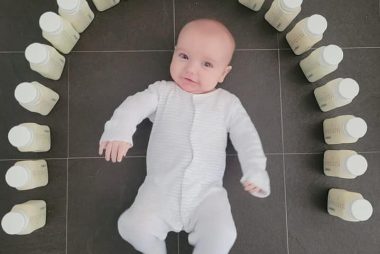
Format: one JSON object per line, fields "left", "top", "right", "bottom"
{"left": 99, "top": 19, "right": 270, "bottom": 254}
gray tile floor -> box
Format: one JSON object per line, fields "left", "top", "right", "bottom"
{"left": 0, "top": 0, "right": 379, "bottom": 253}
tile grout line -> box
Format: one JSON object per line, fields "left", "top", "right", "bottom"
{"left": 277, "top": 33, "right": 290, "bottom": 254}
{"left": 66, "top": 56, "right": 70, "bottom": 254}
{"left": 66, "top": 158, "right": 69, "bottom": 254}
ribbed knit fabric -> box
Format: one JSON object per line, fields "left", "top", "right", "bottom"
{"left": 100, "top": 80, "right": 270, "bottom": 231}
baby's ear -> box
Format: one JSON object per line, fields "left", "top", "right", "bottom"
{"left": 218, "top": 66, "right": 232, "bottom": 83}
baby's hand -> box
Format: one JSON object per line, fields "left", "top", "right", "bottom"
{"left": 99, "top": 141, "right": 132, "bottom": 163}
{"left": 242, "top": 181, "right": 262, "bottom": 195}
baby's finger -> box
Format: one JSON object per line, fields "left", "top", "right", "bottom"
{"left": 111, "top": 142, "right": 119, "bottom": 163}
{"left": 105, "top": 142, "right": 113, "bottom": 161}
{"left": 99, "top": 141, "right": 107, "bottom": 156}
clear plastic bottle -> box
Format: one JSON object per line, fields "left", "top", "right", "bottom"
{"left": 299, "top": 45, "right": 344, "bottom": 82}
{"left": 5, "top": 160, "right": 48, "bottom": 190}
{"left": 92, "top": 0, "right": 120, "bottom": 11}
{"left": 323, "top": 115, "right": 367, "bottom": 144}
{"left": 14, "top": 81, "right": 59, "bottom": 116}
{"left": 327, "top": 189, "right": 373, "bottom": 222}
{"left": 314, "top": 78, "right": 359, "bottom": 112}
{"left": 1, "top": 200, "right": 47, "bottom": 235}
{"left": 264, "top": 0, "right": 303, "bottom": 32}
{"left": 324, "top": 150, "right": 368, "bottom": 179}
{"left": 57, "top": 0, "right": 94, "bottom": 33}
{"left": 25, "top": 43, "right": 66, "bottom": 80}
{"left": 286, "top": 14, "right": 327, "bottom": 55}
{"left": 8, "top": 123, "right": 51, "bottom": 152}
{"left": 239, "top": 0, "right": 266, "bottom": 11}
{"left": 39, "top": 12, "right": 80, "bottom": 54}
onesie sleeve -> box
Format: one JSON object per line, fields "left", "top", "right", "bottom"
{"left": 99, "top": 81, "right": 162, "bottom": 146}
{"left": 227, "top": 97, "right": 270, "bottom": 198}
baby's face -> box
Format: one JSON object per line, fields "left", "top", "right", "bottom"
{"left": 170, "top": 22, "right": 234, "bottom": 94}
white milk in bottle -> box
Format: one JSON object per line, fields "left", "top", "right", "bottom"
{"left": 328, "top": 189, "right": 373, "bottom": 222}
{"left": 14, "top": 82, "right": 59, "bottom": 116}
{"left": 323, "top": 115, "right": 367, "bottom": 144}
{"left": 57, "top": 0, "right": 94, "bottom": 33}
{"left": 5, "top": 160, "right": 48, "bottom": 190}
{"left": 299, "top": 45, "right": 344, "bottom": 82}
{"left": 239, "top": 0, "right": 266, "bottom": 11}
{"left": 8, "top": 123, "right": 51, "bottom": 152}
{"left": 314, "top": 78, "right": 359, "bottom": 112}
{"left": 25, "top": 43, "right": 66, "bottom": 80}
{"left": 286, "top": 14, "right": 327, "bottom": 55}
{"left": 264, "top": 0, "right": 303, "bottom": 32}
{"left": 324, "top": 150, "right": 368, "bottom": 179}
{"left": 1, "top": 200, "right": 47, "bottom": 235}
{"left": 92, "top": 0, "right": 120, "bottom": 11}
{"left": 39, "top": 12, "right": 80, "bottom": 54}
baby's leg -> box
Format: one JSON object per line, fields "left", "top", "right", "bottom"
{"left": 118, "top": 206, "right": 170, "bottom": 254}
{"left": 187, "top": 190, "right": 237, "bottom": 254}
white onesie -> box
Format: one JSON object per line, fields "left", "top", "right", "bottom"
{"left": 100, "top": 80, "right": 270, "bottom": 233}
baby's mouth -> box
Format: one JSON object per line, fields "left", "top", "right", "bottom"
{"left": 184, "top": 77, "right": 199, "bottom": 85}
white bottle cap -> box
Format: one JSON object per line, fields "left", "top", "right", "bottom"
{"left": 25, "top": 43, "right": 49, "bottom": 64}
{"left": 281, "top": 0, "right": 303, "bottom": 11}
{"left": 57, "top": 0, "right": 80, "bottom": 11}
{"left": 337, "top": 78, "right": 359, "bottom": 99}
{"left": 8, "top": 125, "right": 33, "bottom": 148}
{"left": 345, "top": 117, "right": 367, "bottom": 138}
{"left": 351, "top": 199, "right": 373, "bottom": 221}
{"left": 1, "top": 212, "right": 27, "bottom": 235}
{"left": 14, "top": 82, "right": 39, "bottom": 105}
{"left": 321, "top": 45, "right": 344, "bottom": 66}
{"left": 5, "top": 165, "right": 30, "bottom": 188}
{"left": 39, "top": 12, "right": 63, "bottom": 34}
{"left": 306, "top": 14, "right": 327, "bottom": 35}
{"left": 345, "top": 154, "right": 368, "bottom": 176}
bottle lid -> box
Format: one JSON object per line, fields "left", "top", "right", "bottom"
{"left": 345, "top": 154, "right": 368, "bottom": 176}
{"left": 338, "top": 78, "right": 359, "bottom": 99}
{"left": 1, "top": 212, "right": 27, "bottom": 235}
{"left": 39, "top": 12, "right": 63, "bottom": 34}
{"left": 306, "top": 14, "right": 327, "bottom": 35}
{"left": 345, "top": 117, "right": 367, "bottom": 138}
{"left": 8, "top": 125, "right": 33, "bottom": 148}
{"left": 14, "top": 82, "right": 39, "bottom": 104}
{"left": 321, "top": 45, "right": 344, "bottom": 66}
{"left": 5, "top": 165, "right": 30, "bottom": 188}
{"left": 351, "top": 199, "right": 373, "bottom": 221}
{"left": 281, "top": 0, "right": 303, "bottom": 11}
{"left": 57, "top": 0, "right": 80, "bottom": 11}
{"left": 25, "top": 43, "right": 49, "bottom": 64}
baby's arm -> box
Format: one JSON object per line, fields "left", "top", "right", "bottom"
{"left": 228, "top": 97, "right": 270, "bottom": 198}
{"left": 99, "top": 82, "right": 161, "bottom": 162}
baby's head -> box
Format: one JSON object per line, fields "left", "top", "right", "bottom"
{"left": 170, "top": 19, "right": 235, "bottom": 94}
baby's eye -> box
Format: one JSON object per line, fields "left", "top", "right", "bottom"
{"left": 178, "top": 53, "right": 189, "bottom": 60}
{"left": 203, "top": 62, "right": 213, "bottom": 68}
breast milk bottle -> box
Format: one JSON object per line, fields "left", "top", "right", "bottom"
{"left": 14, "top": 82, "right": 59, "bottom": 116}
{"left": 57, "top": 0, "right": 94, "bottom": 33}
{"left": 239, "top": 0, "right": 266, "bottom": 11}
{"left": 8, "top": 123, "right": 51, "bottom": 152}
{"left": 299, "top": 45, "right": 344, "bottom": 82}
{"left": 264, "top": 0, "right": 303, "bottom": 32}
{"left": 1, "top": 200, "right": 47, "bottom": 235}
{"left": 323, "top": 115, "right": 367, "bottom": 145}
{"left": 5, "top": 160, "right": 48, "bottom": 190}
{"left": 314, "top": 78, "right": 359, "bottom": 112}
{"left": 286, "top": 14, "right": 327, "bottom": 55}
{"left": 92, "top": 0, "right": 120, "bottom": 11}
{"left": 324, "top": 150, "right": 368, "bottom": 179}
{"left": 327, "top": 189, "right": 373, "bottom": 222}
{"left": 39, "top": 12, "right": 80, "bottom": 54}
{"left": 25, "top": 43, "right": 66, "bottom": 80}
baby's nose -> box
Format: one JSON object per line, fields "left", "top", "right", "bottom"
{"left": 185, "top": 61, "right": 199, "bottom": 74}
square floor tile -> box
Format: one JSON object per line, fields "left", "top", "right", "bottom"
{"left": 0, "top": 159, "right": 67, "bottom": 254}
{"left": 67, "top": 158, "right": 178, "bottom": 254}
{"left": 0, "top": 53, "right": 68, "bottom": 160}
{"left": 285, "top": 153, "right": 380, "bottom": 254}
{"left": 174, "top": 0, "right": 278, "bottom": 49}
{"left": 179, "top": 155, "right": 287, "bottom": 254}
